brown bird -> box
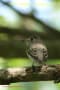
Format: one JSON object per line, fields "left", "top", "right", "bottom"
{"left": 26, "top": 36, "right": 48, "bottom": 66}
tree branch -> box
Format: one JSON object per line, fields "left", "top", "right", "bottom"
{"left": 0, "top": 64, "right": 60, "bottom": 85}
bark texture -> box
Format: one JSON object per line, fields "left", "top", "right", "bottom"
{"left": 0, "top": 65, "right": 60, "bottom": 84}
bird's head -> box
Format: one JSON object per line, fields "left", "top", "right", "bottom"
{"left": 26, "top": 35, "right": 43, "bottom": 46}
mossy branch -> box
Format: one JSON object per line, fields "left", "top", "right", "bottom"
{"left": 0, "top": 64, "right": 60, "bottom": 85}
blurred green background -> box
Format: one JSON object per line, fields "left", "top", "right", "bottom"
{"left": 0, "top": 0, "right": 60, "bottom": 90}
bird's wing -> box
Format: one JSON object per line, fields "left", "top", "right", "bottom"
{"left": 26, "top": 48, "right": 38, "bottom": 61}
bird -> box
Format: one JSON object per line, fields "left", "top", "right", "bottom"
{"left": 26, "top": 36, "right": 48, "bottom": 66}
